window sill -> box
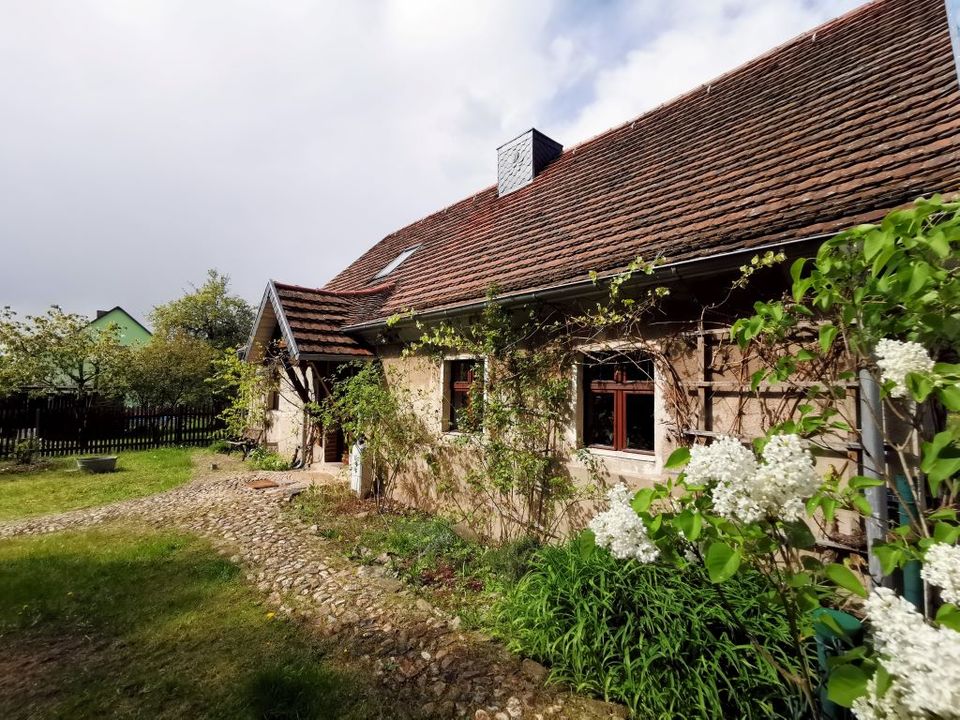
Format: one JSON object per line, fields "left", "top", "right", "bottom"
{"left": 440, "top": 431, "right": 478, "bottom": 442}
{"left": 584, "top": 447, "right": 657, "bottom": 463}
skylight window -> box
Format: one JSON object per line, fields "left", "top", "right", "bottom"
{"left": 375, "top": 245, "right": 419, "bottom": 279}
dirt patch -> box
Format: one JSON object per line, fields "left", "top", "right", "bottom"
{"left": 247, "top": 479, "right": 280, "bottom": 489}
{"left": 0, "top": 632, "right": 108, "bottom": 712}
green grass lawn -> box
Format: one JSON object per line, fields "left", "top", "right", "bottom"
{"left": 0, "top": 525, "right": 385, "bottom": 719}
{"left": 0, "top": 448, "right": 197, "bottom": 521}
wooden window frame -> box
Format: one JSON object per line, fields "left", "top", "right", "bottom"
{"left": 583, "top": 355, "right": 655, "bottom": 454}
{"left": 447, "top": 359, "right": 482, "bottom": 432}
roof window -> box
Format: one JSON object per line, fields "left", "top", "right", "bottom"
{"left": 375, "top": 245, "right": 420, "bottom": 279}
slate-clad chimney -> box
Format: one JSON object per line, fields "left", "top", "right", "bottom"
{"left": 497, "top": 128, "right": 562, "bottom": 197}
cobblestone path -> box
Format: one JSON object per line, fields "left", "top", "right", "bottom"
{"left": 0, "top": 461, "right": 621, "bottom": 720}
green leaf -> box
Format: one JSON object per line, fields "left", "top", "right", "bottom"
{"left": 905, "top": 372, "right": 933, "bottom": 402}
{"left": 783, "top": 521, "right": 817, "bottom": 549}
{"left": 790, "top": 257, "right": 807, "bottom": 284}
{"left": 921, "top": 430, "right": 960, "bottom": 494}
{"left": 827, "top": 664, "right": 870, "bottom": 708}
{"left": 936, "top": 603, "right": 960, "bottom": 632}
{"left": 676, "top": 510, "right": 703, "bottom": 542}
{"left": 705, "top": 542, "right": 741, "bottom": 583}
{"left": 631, "top": 488, "right": 654, "bottom": 514}
{"left": 577, "top": 529, "right": 597, "bottom": 560}
{"left": 819, "top": 324, "right": 838, "bottom": 354}
{"left": 938, "top": 385, "right": 960, "bottom": 412}
{"left": 849, "top": 475, "right": 885, "bottom": 490}
{"left": 825, "top": 563, "right": 868, "bottom": 598}
{"left": 863, "top": 229, "right": 889, "bottom": 261}
{"left": 664, "top": 447, "right": 690, "bottom": 470}
{"left": 933, "top": 522, "right": 960, "bottom": 544}
{"left": 872, "top": 544, "right": 902, "bottom": 576}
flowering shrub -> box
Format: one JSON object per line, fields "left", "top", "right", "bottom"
{"left": 874, "top": 339, "right": 935, "bottom": 399}
{"left": 853, "top": 587, "right": 960, "bottom": 719}
{"left": 584, "top": 197, "right": 960, "bottom": 719}
{"left": 588, "top": 484, "right": 659, "bottom": 562}
{"left": 920, "top": 542, "right": 960, "bottom": 606}
{"left": 692, "top": 433, "right": 819, "bottom": 524}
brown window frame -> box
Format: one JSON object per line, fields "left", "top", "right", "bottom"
{"left": 583, "top": 354, "right": 655, "bottom": 454}
{"left": 447, "top": 359, "right": 482, "bottom": 432}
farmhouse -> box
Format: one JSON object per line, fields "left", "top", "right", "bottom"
{"left": 247, "top": 0, "right": 960, "bottom": 519}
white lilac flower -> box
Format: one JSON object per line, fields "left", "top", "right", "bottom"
{"left": 852, "top": 587, "right": 960, "bottom": 720}
{"left": 874, "top": 339, "right": 934, "bottom": 399}
{"left": 921, "top": 542, "right": 960, "bottom": 606}
{"left": 589, "top": 483, "right": 660, "bottom": 563}
{"left": 695, "top": 434, "right": 818, "bottom": 524}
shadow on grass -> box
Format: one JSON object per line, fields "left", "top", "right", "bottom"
{"left": 0, "top": 525, "right": 384, "bottom": 720}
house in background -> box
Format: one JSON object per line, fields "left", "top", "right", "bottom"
{"left": 247, "top": 0, "right": 960, "bottom": 515}
{"left": 85, "top": 306, "right": 152, "bottom": 347}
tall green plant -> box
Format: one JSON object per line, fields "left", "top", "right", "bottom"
{"left": 496, "top": 534, "right": 810, "bottom": 719}
{"left": 320, "top": 361, "right": 430, "bottom": 508}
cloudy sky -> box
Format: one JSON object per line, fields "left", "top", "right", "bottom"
{"left": 0, "top": 0, "right": 863, "bottom": 323}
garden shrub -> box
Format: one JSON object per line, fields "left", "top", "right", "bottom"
{"left": 495, "top": 535, "right": 810, "bottom": 719}
{"left": 13, "top": 438, "right": 40, "bottom": 465}
{"left": 248, "top": 446, "right": 290, "bottom": 471}
{"left": 207, "top": 438, "right": 230, "bottom": 454}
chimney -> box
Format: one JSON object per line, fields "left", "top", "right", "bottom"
{"left": 497, "top": 128, "right": 562, "bottom": 197}
{"left": 96, "top": 310, "right": 109, "bottom": 319}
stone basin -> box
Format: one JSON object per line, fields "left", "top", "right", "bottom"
{"left": 76, "top": 456, "right": 118, "bottom": 473}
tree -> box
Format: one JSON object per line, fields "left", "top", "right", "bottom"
{"left": 150, "top": 269, "right": 255, "bottom": 351}
{"left": 123, "top": 333, "right": 218, "bottom": 406}
{"left": 0, "top": 306, "right": 129, "bottom": 398}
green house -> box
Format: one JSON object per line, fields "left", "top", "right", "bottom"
{"left": 85, "top": 306, "right": 152, "bottom": 347}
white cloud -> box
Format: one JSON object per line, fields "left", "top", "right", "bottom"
{"left": 557, "top": 0, "right": 863, "bottom": 144}
{"left": 0, "top": 0, "right": 861, "bottom": 320}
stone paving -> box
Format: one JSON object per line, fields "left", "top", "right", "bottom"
{"left": 0, "top": 460, "right": 622, "bottom": 720}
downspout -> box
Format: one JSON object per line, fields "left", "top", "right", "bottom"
{"left": 859, "top": 369, "right": 893, "bottom": 589}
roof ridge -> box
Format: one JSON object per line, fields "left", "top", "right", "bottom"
{"left": 330, "top": 0, "right": 885, "bottom": 265}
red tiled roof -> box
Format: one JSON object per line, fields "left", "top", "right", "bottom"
{"left": 268, "top": 282, "right": 390, "bottom": 358}
{"left": 322, "top": 0, "right": 960, "bottom": 324}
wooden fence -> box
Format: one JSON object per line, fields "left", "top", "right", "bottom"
{"left": 0, "top": 395, "right": 225, "bottom": 458}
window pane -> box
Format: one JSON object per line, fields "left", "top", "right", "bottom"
{"left": 621, "top": 356, "right": 654, "bottom": 382}
{"left": 585, "top": 361, "right": 616, "bottom": 382}
{"left": 625, "top": 393, "right": 655, "bottom": 451}
{"left": 451, "top": 359, "right": 477, "bottom": 383}
{"left": 585, "top": 392, "right": 615, "bottom": 447}
{"left": 450, "top": 389, "right": 469, "bottom": 431}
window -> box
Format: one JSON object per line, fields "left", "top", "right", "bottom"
{"left": 583, "top": 353, "right": 655, "bottom": 453}
{"left": 375, "top": 245, "right": 420, "bottom": 279}
{"left": 267, "top": 389, "right": 280, "bottom": 411}
{"left": 447, "top": 359, "right": 483, "bottom": 431}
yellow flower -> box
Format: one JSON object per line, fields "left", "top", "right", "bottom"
{"left": 265, "top": 611, "right": 275, "bottom": 620}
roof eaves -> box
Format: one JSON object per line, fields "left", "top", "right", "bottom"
{"left": 244, "top": 281, "right": 302, "bottom": 361}
{"left": 268, "top": 281, "right": 302, "bottom": 360}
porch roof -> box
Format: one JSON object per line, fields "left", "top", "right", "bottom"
{"left": 246, "top": 281, "right": 390, "bottom": 362}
